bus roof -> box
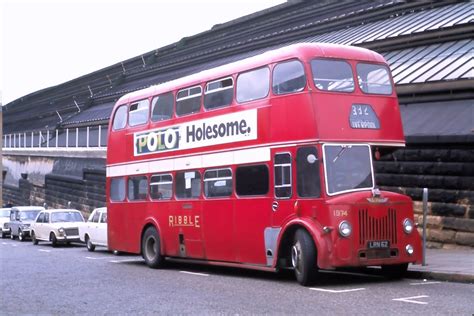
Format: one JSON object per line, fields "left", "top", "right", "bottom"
{"left": 116, "top": 43, "right": 387, "bottom": 105}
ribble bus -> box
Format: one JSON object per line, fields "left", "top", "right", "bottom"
{"left": 106, "top": 43, "right": 422, "bottom": 285}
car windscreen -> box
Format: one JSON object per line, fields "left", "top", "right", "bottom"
{"left": 51, "top": 212, "right": 84, "bottom": 223}
{"left": 324, "top": 144, "right": 374, "bottom": 195}
{"left": 20, "top": 210, "right": 40, "bottom": 220}
{"left": 0, "top": 209, "right": 10, "bottom": 217}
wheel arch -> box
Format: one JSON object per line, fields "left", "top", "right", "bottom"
{"left": 140, "top": 217, "right": 164, "bottom": 255}
{"left": 275, "top": 218, "right": 331, "bottom": 269}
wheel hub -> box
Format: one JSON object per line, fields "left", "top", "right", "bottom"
{"left": 291, "top": 244, "right": 301, "bottom": 271}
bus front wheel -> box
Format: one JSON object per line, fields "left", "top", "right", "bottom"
{"left": 142, "top": 226, "right": 165, "bottom": 269}
{"left": 292, "top": 229, "right": 318, "bottom": 286}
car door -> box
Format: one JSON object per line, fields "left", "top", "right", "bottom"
{"left": 97, "top": 211, "right": 107, "bottom": 246}
{"left": 34, "top": 212, "right": 45, "bottom": 239}
{"left": 89, "top": 211, "right": 100, "bottom": 243}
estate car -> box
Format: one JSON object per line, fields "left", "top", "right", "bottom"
{"left": 0, "top": 208, "right": 11, "bottom": 238}
{"left": 9, "top": 206, "right": 44, "bottom": 241}
{"left": 79, "top": 207, "right": 107, "bottom": 251}
{"left": 31, "top": 209, "right": 85, "bottom": 247}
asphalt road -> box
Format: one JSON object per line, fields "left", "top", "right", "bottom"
{"left": 1, "top": 238, "right": 473, "bottom": 315}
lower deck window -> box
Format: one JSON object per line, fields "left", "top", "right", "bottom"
{"left": 110, "top": 177, "right": 126, "bottom": 201}
{"left": 236, "top": 165, "right": 269, "bottom": 196}
{"left": 150, "top": 174, "right": 173, "bottom": 200}
{"left": 204, "top": 168, "right": 232, "bottom": 197}
{"left": 176, "top": 171, "right": 201, "bottom": 199}
{"left": 128, "top": 176, "right": 148, "bottom": 201}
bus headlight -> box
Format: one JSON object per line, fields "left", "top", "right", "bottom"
{"left": 403, "top": 218, "right": 414, "bottom": 234}
{"left": 338, "top": 221, "right": 352, "bottom": 237}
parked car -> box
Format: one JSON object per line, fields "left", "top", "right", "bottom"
{"left": 0, "top": 208, "right": 11, "bottom": 238}
{"left": 79, "top": 207, "right": 107, "bottom": 251}
{"left": 9, "top": 206, "right": 45, "bottom": 241}
{"left": 31, "top": 209, "right": 85, "bottom": 247}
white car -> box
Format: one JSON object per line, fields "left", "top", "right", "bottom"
{"left": 0, "top": 208, "right": 11, "bottom": 238}
{"left": 79, "top": 207, "right": 107, "bottom": 251}
{"left": 31, "top": 209, "right": 85, "bottom": 247}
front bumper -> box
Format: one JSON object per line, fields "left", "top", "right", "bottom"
{"left": 56, "top": 235, "right": 81, "bottom": 243}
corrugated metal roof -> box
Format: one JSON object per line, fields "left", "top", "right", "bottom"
{"left": 303, "top": 2, "right": 472, "bottom": 45}
{"left": 386, "top": 39, "right": 473, "bottom": 84}
{"left": 61, "top": 102, "right": 115, "bottom": 126}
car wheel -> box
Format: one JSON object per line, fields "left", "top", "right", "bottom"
{"left": 18, "top": 229, "right": 24, "bottom": 242}
{"left": 1, "top": 232, "right": 5, "bottom": 238}
{"left": 85, "top": 235, "right": 95, "bottom": 252}
{"left": 142, "top": 226, "right": 165, "bottom": 269}
{"left": 50, "top": 232, "right": 58, "bottom": 248}
{"left": 381, "top": 263, "right": 408, "bottom": 279}
{"left": 292, "top": 229, "right": 318, "bottom": 286}
{"left": 31, "top": 231, "right": 38, "bottom": 245}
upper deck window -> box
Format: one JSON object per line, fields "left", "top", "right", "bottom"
{"left": 311, "top": 59, "right": 354, "bottom": 92}
{"left": 272, "top": 60, "right": 306, "bottom": 95}
{"left": 112, "top": 105, "right": 128, "bottom": 130}
{"left": 151, "top": 93, "right": 174, "bottom": 121}
{"left": 176, "top": 86, "right": 202, "bottom": 116}
{"left": 204, "top": 77, "right": 234, "bottom": 110}
{"left": 236, "top": 67, "right": 270, "bottom": 103}
{"left": 357, "top": 63, "right": 393, "bottom": 95}
{"left": 129, "top": 99, "right": 150, "bottom": 127}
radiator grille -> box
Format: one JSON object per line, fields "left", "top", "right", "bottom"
{"left": 358, "top": 208, "right": 397, "bottom": 246}
{"left": 64, "top": 228, "right": 79, "bottom": 236}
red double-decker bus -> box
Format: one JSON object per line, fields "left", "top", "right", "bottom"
{"left": 106, "top": 43, "right": 422, "bottom": 285}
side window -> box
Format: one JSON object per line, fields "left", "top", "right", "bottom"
{"left": 311, "top": 59, "right": 354, "bottom": 92}
{"left": 44, "top": 212, "right": 50, "bottom": 223}
{"left": 176, "top": 171, "right": 201, "bottom": 199}
{"left": 296, "top": 147, "right": 321, "bottom": 197}
{"left": 112, "top": 105, "right": 128, "bottom": 130}
{"left": 92, "top": 211, "right": 100, "bottom": 223}
{"left": 100, "top": 213, "right": 108, "bottom": 224}
{"left": 151, "top": 93, "right": 174, "bottom": 121}
{"left": 236, "top": 165, "right": 269, "bottom": 196}
{"left": 204, "top": 168, "right": 232, "bottom": 198}
{"left": 176, "top": 86, "right": 202, "bottom": 116}
{"left": 150, "top": 174, "right": 173, "bottom": 200}
{"left": 110, "top": 177, "right": 126, "bottom": 202}
{"left": 272, "top": 60, "right": 306, "bottom": 95}
{"left": 204, "top": 77, "right": 234, "bottom": 110}
{"left": 129, "top": 99, "right": 149, "bottom": 126}
{"left": 36, "top": 212, "right": 44, "bottom": 223}
{"left": 274, "top": 153, "right": 292, "bottom": 198}
{"left": 10, "top": 211, "right": 16, "bottom": 221}
{"left": 128, "top": 176, "right": 148, "bottom": 201}
{"left": 236, "top": 67, "right": 270, "bottom": 103}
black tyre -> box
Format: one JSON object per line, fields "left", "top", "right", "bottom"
{"left": 50, "top": 232, "right": 58, "bottom": 248}
{"left": 381, "top": 263, "right": 408, "bottom": 279}
{"left": 18, "top": 229, "right": 25, "bottom": 242}
{"left": 31, "top": 231, "right": 38, "bottom": 245}
{"left": 291, "top": 229, "right": 318, "bottom": 286}
{"left": 142, "top": 226, "right": 165, "bottom": 269}
{"left": 85, "top": 235, "right": 95, "bottom": 252}
{"left": 1, "top": 232, "right": 5, "bottom": 238}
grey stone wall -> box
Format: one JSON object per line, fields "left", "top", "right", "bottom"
{"left": 375, "top": 144, "right": 474, "bottom": 249}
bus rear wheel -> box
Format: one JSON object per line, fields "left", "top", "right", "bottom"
{"left": 292, "top": 229, "right": 318, "bottom": 286}
{"left": 142, "top": 226, "right": 165, "bottom": 269}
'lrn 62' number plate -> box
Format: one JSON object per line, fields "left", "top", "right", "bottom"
{"left": 368, "top": 240, "right": 389, "bottom": 249}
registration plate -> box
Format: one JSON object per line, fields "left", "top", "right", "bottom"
{"left": 367, "top": 240, "right": 389, "bottom": 249}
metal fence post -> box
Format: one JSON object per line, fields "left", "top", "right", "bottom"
{"left": 76, "top": 128, "right": 79, "bottom": 147}
{"left": 98, "top": 125, "right": 102, "bottom": 147}
{"left": 422, "top": 188, "right": 428, "bottom": 266}
{"left": 24, "top": 132, "right": 26, "bottom": 148}
{"left": 56, "top": 130, "right": 59, "bottom": 148}
{"left": 31, "top": 131, "right": 34, "bottom": 148}
{"left": 86, "top": 126, "right": 90, "bottom": 148}
{"left": 39, "top": 131, "right": 42, "bottom": 148}
{"left": 66, "top": 128, "right": 69, "bottom": 148}
{"left": 47, "top": 130, "right": 50, "bottom": 148}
